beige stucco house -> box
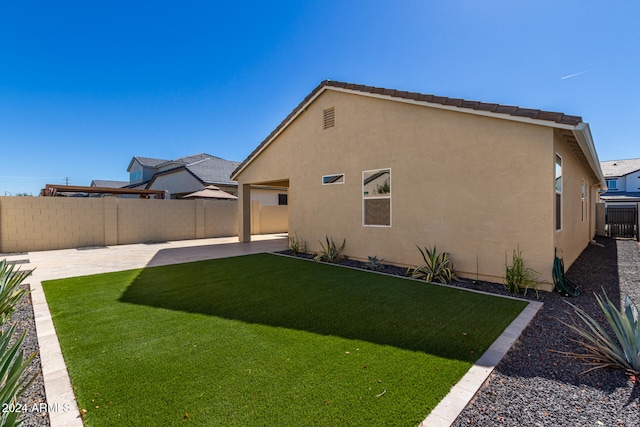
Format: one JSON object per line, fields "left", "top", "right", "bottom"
{"left": 231, "top": 80, "right": 606, "bottom": 288}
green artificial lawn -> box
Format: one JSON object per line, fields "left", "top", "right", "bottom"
{"left": 43, "top": 253, "right": 528, "bottom": 426}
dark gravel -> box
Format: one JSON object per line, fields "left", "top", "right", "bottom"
{"left": 450, "top": 237, "right": 640, "bottom": 427}
{"left": 2, "top": 285, "right": 50, "bottom": 427}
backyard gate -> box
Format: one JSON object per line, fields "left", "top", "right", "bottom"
{"left": 606, "top": 206, "right": 639, "bottom": 240}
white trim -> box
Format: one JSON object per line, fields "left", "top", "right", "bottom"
{"left": 322, "top": 173, "right": 345, "bottom": 185}
{"left": 556, "top": 153, "right": 563, "bottom": 232}
{"left": 362, "top": 168, "right": 392, "bottom": 227}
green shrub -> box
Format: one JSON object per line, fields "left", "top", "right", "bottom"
{"left": 562, "top": 291, "right": 640, "bottom": 381}
{"left": 0, "top": 260, "right": 35, "bottom": 426}
{"left": 313, "top": 237, "right": 345, "bottom": 263}
{"left": 408, "top": 245, "right": 456, "bottom": 284}
{"left": 288, "top": 233, "right": 307, "bottom": 256}
{"left": 504, "top": 247, "right": 539, "bottom": 297}
{"left": 364, "top": 256, "right": 384, "bottom": 271}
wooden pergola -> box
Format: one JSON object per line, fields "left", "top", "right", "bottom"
{"left": 40, "top": 184, "right": 167, "bottom": 199}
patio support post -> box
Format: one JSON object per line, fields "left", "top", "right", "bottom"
{"left": 239, "top": 183, "right": 252, "bottom": 242}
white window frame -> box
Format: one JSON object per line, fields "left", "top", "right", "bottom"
{"left": 581, "top": 179, "right": 587, "bottom": 222}
{"left": 322, "top": 173, "right": 345, "bottom": 185}
{"left": 362, "top": 168, "right": 391, "bottom": 227}
{"left": 555, "top": 154, "right": 562, "bottom": 232}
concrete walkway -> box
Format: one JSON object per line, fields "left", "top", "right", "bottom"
{"left": 5, "top": 232, "right": 539, "bottom": 427}
{"left": 21, "top": 234, "right": 288, "bottom": 427}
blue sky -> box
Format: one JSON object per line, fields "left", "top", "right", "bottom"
{"left": 1, "top": 1, "right": 638, "bottom": 195}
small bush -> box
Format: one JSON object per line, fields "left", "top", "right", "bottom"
{"left": 504, "top": 246, "right": 539, "bottom": 297}
{"left": 313, "top": 237, "right": 345, "bottom": 263}
{"left": 364, "top": 256, "right": 384, "bottom": 271}
{"left": 562, "top": 291, "right": 640, "bottom": 381}
{"left": 288, "top": 233, "right": 307, "bottom": 256}
{"left": 408, "top": 245, "right": 456, "bottom": 284}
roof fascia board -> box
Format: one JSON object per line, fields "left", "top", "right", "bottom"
{"left": 326, "top": 86, "right": 578, "bottom": 131}
{"left": 572, "top": 123, "right": 607, "bottom": 189}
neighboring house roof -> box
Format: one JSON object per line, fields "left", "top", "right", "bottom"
{"left": 147, "top": 154, "right": 241, "bottom": 188}
{"left": 127, "top": 156, "right": 170, "bottom": 172}
{"left": 600, "top": 158, "right": 640, "bottom": 177}
{"left": 90, "top": 180, "right": 129, "bottom": 188}
{"left": 231, "top": 80, "right": 606, "bottom": 189}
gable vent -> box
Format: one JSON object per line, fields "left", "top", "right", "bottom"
{"left": 323, "top": 107, "right": 335, "bottom": 129}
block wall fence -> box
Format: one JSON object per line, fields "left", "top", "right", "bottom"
{"left": 0, "top": 197, "right": 288, "bottom": 253}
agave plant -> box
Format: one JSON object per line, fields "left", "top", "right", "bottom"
{"left": 313, "top": 237, "right": 345, "bottom": 263}
{"left": 0, "top": 325, "right": 36, "bottom": 426}
{"left": 364, "top": 255, "right": 384, "bottom": 271}
{"left": 408, "top": 245, "right": 456, "bottom": 284}
{"left": 0, "top": 260, "right": 35, "bottom": 427}
{"left": 0, "top": 260, "right": 32, "bottom": 325}
{"left": 563, "top": 291, "right": 640, "bottom": 381}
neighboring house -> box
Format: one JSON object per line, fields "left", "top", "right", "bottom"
{"left": 599, "top": 158, "right": 640, "bottom": 206}
{"left": 231, "top": 80, "right": 606, "bottom": 288}
{"left": 126, "top": 153, "right": 287, "bottom": 204}
{"left": 144, "top": 153, "right": 241, "bottom": 198}
{"left": 90, "top": 180, "right": 129, "bottom": 189}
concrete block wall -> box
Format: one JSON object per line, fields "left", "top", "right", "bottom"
{"left": 0, "top": 197, "right": 105, "bottom": 252}
{"left": 0, "top": 196, "right": 287, "bottom": 253}
{"left": 203, "top": 200, "right": 238, "bottom": 237}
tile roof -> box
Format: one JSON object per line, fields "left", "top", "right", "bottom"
{"left": 150, "top": 153, "right": 241, "bottom": 186}
{"left": 232, "top": 80, "right": 585, "bottom": 178}
{"left": 133, "top": 156, "right": 169, "bottom": 167}
{"left": 600, "top": 158, "right": 640, "bottom": 177}
{"left": 185, "top": 156, "right": 240, "bottom": 185}
{"left": 322, "top": 80, "right": 583, "bottom": 125}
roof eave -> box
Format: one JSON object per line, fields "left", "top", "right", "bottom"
{"left": 572, "top": 123, "right": 607, "bottom": 190}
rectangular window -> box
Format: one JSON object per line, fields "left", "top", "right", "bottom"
{"left": 606, "top": 179, "right": 618, "bottom": 190}
{"left": 555, "top": 154, "right": 562, "bottom": 231}
{"left": 278, "top": 194, "right": 288, "bottom": 206}
{"left": 581, "top": 179, "right": 587, "bottom": 222}
{"left": 322, "top": 173, "right": 344, "bottom": 185}
{"left": 363, "top": 168, "right": 391, "bottom": 226}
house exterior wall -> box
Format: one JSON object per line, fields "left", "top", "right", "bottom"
{"left": 148, "top": 171, "right": 203, "bottom": 198}
{"left": 237, "top": 90, "right": 569, "bottom": 284}
{"left": 553, "top": 133, "right": 600, "bottom": 269}
{"left": 0, "top": 197, "right": 285, "bottom": 252}
{"left": 250, "top": 188, "right": 287, "bottom": 206}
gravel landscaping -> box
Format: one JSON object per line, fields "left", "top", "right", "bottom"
{"left": 3, "top": 286, "right": 49, "bottom": 427}
{"left": 8, "top": 236, "right": 640, "bottom": 426}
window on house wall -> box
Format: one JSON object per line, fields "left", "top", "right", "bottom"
{"left": 606, "top": 179, "right": 618, "bottom": 190}
{"left": 278, "top": 194, "right": 288, "bottom": 205}
{"left": 322, "top": 173, "right": 345, "bottom": 185}
{"left": 581, "top": 179, "right": 587, "bottom": 222}
{"left": 363, "top": 169, "right": 391, "bottom": 226}
{"left": 555, "top": 154, "right": 562, "bottom": 231}
{"left": 323, "top": 107, "right": 335, "bottom": 130}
